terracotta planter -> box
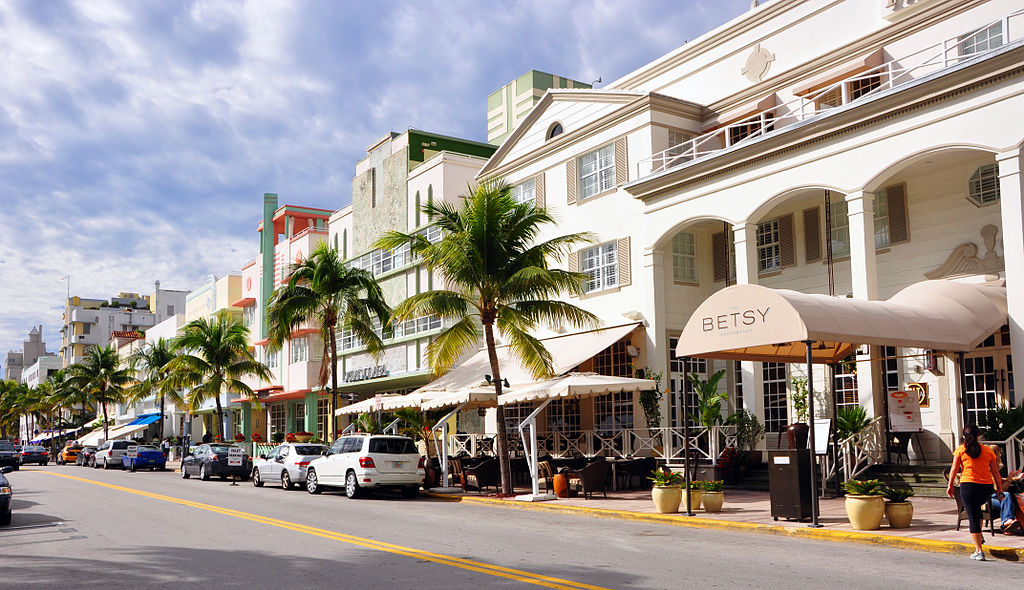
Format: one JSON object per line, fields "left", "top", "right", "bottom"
{"left": 786, "top": 423, "right": 809, "bottom": 450}
{"left": 845, "top": 495, "right": 885, "bottom": 530}
{"left": 553, "top": 473, "right": 570, "bottom": 498}
{"left": 682, "top": 489, "right": 703, "bottom": 512}
{"left": 885, "top": 501, "right": 914, "bottom": 528}
{"left": 701, "top": 490, "right": 724, "bottom": 512}
{"left": 651, "top": 486, "right": 682, "bottom": 513}
{"left": 294, "top": 434, "right": 314, "bottom": 443}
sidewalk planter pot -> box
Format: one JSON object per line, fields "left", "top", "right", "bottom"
{"left": 701, "top": 490, "right": 724, "bottom": 512}
{"left": 294, "top": 433, "right": 314, "bottom": 443}
{"left": 553, "top": 473, "right": 570, "bottom": 499}
{"left": 785, "top": 423, "right": 809, "bottom": 450}
{"left": 885, "top": 501, "right": 914, "bottom": 528}
{"left": 845, "top": 495, "right": 885, "bottom": 530}
{"left": 682, "top": 489, "right": 703, "bottom": 512}
{"left": 651, "top": 485, "right": 682, "bottom": 513}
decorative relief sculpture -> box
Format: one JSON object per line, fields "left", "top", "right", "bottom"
{"left": 925, "top": 224, "right": 1003, "bottom": 279}
{"left": 742, "top": 45, "right": 775, "bottom": 83}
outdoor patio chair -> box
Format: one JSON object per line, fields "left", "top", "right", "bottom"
{"left": 462, "top": 458, "right": 500, "bottom": 493}
{"left": 566, "top": 459, "right": 610, "bottom": 500}
{"left": 887, "top": 433, "right": 911, "bottom": 464}
{"left": 448, "top": 457, "right": 463, "bottom": 488}
{"left": 620, "top": 457, "right": 656, "bottom": 490}
{"left": 537, "top": 460, "right": 555, "bottom": 494}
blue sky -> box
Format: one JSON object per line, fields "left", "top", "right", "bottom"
{"left": 0, "top": 0, "right": 752, "bottom": 368}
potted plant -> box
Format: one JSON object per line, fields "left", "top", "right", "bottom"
{"left": 843, "top": 479, "right": 886, "bottom": 530}
{"left": 700, "top": 479, "right": 725, "bottom": 512}
{"left": 285, "top": 432, "right": 297, "bottom": 443}
{"left": 294, "top": 431, "right": 314, "bottom": 443}
{"left": 250, "top": 432, "right": 263, "bottom": 443}
{"left": 786, "top": 377, "right": 810, "bottom": 450}
{"left": 648, "top": 468, "right": 684, "bottom": 513}
{"left": 687, "top": 369, "right": 728, "bottom": 459}
{"left": 233, "top": 433, "right": 246, "bottom": 443}
{"left": 882, "top": 487, "right": 915, "bottom": 528}
{"left": 729, "top": 409, "right": 765, "bottom": 466}
{"left": 836, "top": 406, "right": 871, "bottom": 441}
{"left": 683, "top": 480, "right": 704, "bottom": 512}
{"left": 271, "top": 431, "right": 285, "bottom": 444}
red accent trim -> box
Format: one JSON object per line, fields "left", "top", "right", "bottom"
{"left": 290, "top": 328, "right": 319, "bottom": 338}
{"left": 253, "top": 338, "right": 270, "bottom": 347}
{"left": 231, "top": 297, "right": 256, "bottom": 308}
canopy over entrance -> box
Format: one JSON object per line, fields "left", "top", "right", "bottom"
{"left": 498, "top": 372, "right": 656, "bottom": 405}
{"left": 676, "top": 280, "right": 1007, "bottom": 362}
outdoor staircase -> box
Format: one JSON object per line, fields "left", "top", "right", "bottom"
{"left": 861, "top": 464, "right": 950, "bottom": 498}
{"left": 729, "top": 463, "right": 770, "bottom": 492}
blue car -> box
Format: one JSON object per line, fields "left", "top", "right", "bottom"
{"left": 120, "top": 445, "right": 167, "bottom": 472}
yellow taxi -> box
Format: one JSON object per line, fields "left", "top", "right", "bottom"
{"left": 56, "top": 444, "right": 84, "bottom": 465}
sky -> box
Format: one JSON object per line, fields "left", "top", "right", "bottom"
{"left": 0, "top": 0, "right": 754, "bottom": 370}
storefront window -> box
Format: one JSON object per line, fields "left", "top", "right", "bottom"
{"left": 833, "top": 356, "right": 858, "bottom": 411}
{"left": 592, "top": 340, "right": 632, "bottom": 377}
{"left": 594, "top": 391, "right": 633, "bottom": 434}
{"left": 317, "top": 398, "right": 330, "bottom": 440}
{"left": 294, "top": 403, "right": 305, "bottom": 432}
{"left": 762, "top": 362, "right": 787, "bottom": 433}
{"left": 270, "top": 403, "right": 286, "bottom": 435}
{"left": 503, "top": 402, "right": 534, "bottom": 433}
{"left": 546, "top": 398, "right": 580, "bottom": 436}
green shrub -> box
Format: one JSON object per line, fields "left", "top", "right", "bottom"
{"left": 836, "top": 406, "right": 871, "bottom": 440}
{"left": 700, "top": 480, "right": 724, "bottom": 492}
{"left": 882, "top": 487, "right": 915, "bottom": 502}
{"left": 844, "top": 479, "right": 884, "bottom": 495}
{"left": 648, "top": 468, "right": 684, "bottom": 487}
{"left": 271, "top": 431, "right": 285, "bottom": 444}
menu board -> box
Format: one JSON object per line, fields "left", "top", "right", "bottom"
{"left": 889, "top": 390, "right": 923, "bottom": 432}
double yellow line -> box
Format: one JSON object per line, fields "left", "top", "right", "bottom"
{"left": 38, "top": 471, "right": 610, "bottom": 590}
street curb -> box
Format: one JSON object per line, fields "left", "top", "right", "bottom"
{"left": 424, "top": 493, "right": 1023, "bottom": 561}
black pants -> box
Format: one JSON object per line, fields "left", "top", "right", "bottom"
{"left": 961, "top": 482, "right": 994, "bottom": 534}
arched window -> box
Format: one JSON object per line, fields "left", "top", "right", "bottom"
{"left": 547, "top": 122, "right": 564, "bottom": 140}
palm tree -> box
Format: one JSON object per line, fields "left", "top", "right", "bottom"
{"left": 67, "top": 346, "right": 133, "bottom": 441}
{"left": 0, "top": 379, "right": 21, "bottom": 439}
{"left": 375, "top": 179, "right": 598, "bottom": 494}
{"left": 126, "top": 338, "right": 183, "bottom": 442}
{"left": 167, "top": 311, "right": 271, "bottom": 441}
{"left": 266, "top": 242, "right": 390, "bottom": 441}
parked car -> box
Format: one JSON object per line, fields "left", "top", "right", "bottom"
{"left": 76, "top": 446, "right": 98, "bottom": 466}
{"left": 121, "top": 445, "right": 167, "bottom": 472}
{"left": 18, "top": 446, "right": 50, "bottom": 466}
{"left": 181, "top": 444, "right": 251, "bottom": 481}
{"left": 252, "top": 443, "right": 327, "bottom": 490}
{"left": 305, "top": 434, "right": 423, "bottom": 499}
{"left": 1, "top": 465, "right": 14, "bottom": 525}
{"left": 56, "top": 444, "right": 84, "bottom": 465}
{"left": 93, "top": 440, "right": 132, "bottom": 469}
{"left": 0, "top": 440, "right": 19, "bottom": 471}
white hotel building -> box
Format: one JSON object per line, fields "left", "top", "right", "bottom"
{"left": 476, "top": 0, "right": 1023, "bottom": 462}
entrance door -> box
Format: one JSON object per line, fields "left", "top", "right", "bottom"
{"left": 963, "top": 325, "right": 1014, "bottom": 424}
{"left": 668, "top": 337, "right": 705, "bottom": 427}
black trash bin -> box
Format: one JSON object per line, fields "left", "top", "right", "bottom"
{"left": 768, "top": 449, "right": 812, "bottom": 521}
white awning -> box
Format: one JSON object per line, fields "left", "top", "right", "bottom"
{"left": 335, "top": 394, "right": 401, "bottom": 416}
{"left": 498, "top": 372, "right": 657, "bottom": 405}
{"left": 675, "top": 280, "right": 1007, "bottom": 363}
{"left": 420, "top": 388, "right": 498, "bottom": 412}
{"left": 77, "top": 428, "right": 106, "bottom": 447}
{"left": 412, "top": 322, "right": 642, "bottom": 397}
{"left": 106, "top": 422, "right": 150, "bottom": 441}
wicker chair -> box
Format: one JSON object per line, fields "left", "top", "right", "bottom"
{"left": 566, "top": 459, "right": 610, "bottom": 499}
{"left": 462, "top": 458, "right": 500, "bottom": 493}
{"left": 538, "top": 460, "right": 556, "bottom": 494}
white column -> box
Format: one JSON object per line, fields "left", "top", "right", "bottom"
{"left": 733, "top": 223, "right": 762, "bottom": 435}
{"left": 642, "top": 249, "right": 670, "bottom": 427}
{"left": 998, "top": 149, "right": 1024, "bottom": 407}
{"left": 846, "top": 192, "right": 879, "bottom": 414}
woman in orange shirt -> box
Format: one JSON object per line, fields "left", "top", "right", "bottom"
{"left": 947, "top": 424, "right": 1004, "bottom": 560}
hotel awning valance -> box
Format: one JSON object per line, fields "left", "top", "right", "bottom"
{"left": 497, "top": 373, "right": 656, "bottom": 405}
{"left": 420, "top": 388, "right": 498, "bottom": 412}
{"left": 675, "top": 280, "right": 1007, "bottom": 363}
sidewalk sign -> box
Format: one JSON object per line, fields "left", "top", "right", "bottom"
{"left": 227, "top": 446, "right": 244, "bottom": 467}
{"left": 810, "top": 419, "right": 831, "bottom": 455}
{"left": 889, "top": 390, "right": 923, "bottom": 432}
{"left": 127, "top": 445, "right": 139, "bottom": 459}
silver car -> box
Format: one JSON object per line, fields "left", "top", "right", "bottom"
{"left": 251, "top": 443, "right": 327, "bottom": 489}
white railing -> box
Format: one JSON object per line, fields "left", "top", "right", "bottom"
{"left": 992, "top": 423, "right": 1024, "bottom": 473}
{"left": 816, "top": 416, "right": 885, "bottom": 493}
{"left": 450, "top": 425, "right": 737, "bottom": 462}
{"left": 636, "top": 9, "right": 1024, "bottom": 179}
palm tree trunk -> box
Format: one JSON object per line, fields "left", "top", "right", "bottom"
{"left": 102, "top": 395, "right": 110, "bottom": 441}
{"left": 484, "top": 322, "right": 513, "bottom": 495}
{"left": 215, "top": 391, "right": 225, "bottom": 441}
{"left": 329, "top": 325, "right": 338, "bottom": 441}
{"left": 159, "top": 394, "right": 165, "bottom": 442}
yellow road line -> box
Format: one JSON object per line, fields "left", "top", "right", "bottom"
{"left": 36, "top": 471, "right": 610, "bottom": 590}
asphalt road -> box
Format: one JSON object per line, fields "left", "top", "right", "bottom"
{"left": 0, "top": 465, "right": 1020, "bottom": 590}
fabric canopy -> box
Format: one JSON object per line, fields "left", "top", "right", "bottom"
{"left": 127, "top": 413, "right": 161, "bottom": 426}
{"left": 498, "top": 372, "right": 657, "bottom": 405}
{"left": 675, "top": 280, "right": 1007, "bottom": 363}
{"left": 335, "top": 394, "right": 397, "bottom": 416}
{"left": 105, "top": 422, "right": 151, "bottom": 441}
{"left": 77, "top": 428, "right": 106, "bottom": 447}
{"left": 411, "top": 322, "right": 642, "bottom": 397}
{"left": 420, "top": 388, "right": 498, "bottom": 411}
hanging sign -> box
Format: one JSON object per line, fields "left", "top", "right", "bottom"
{"left": 889, "top": 390, "right": 922, "bottom": 432}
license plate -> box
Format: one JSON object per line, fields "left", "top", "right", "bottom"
{"left": 393, "top": 462, "right": 402, "bottom": 469}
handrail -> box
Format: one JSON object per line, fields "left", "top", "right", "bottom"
{"left": 992, "top": 423, "right": 1024, "bottom": 473}
{"left": 635, "top": 8, "right": 1024, "bottom": 180}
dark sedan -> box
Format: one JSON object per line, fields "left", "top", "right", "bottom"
{"left": 76, "top": 446, "right": 98, "bottom": 466}
{"left": 19, "top": 446, "right": 50, "bottom": 466}
{"left": 181, "top": 444, "right": 251, "bottom": 481}
{"left": 121, "top": 445, "right": 167, "bottom": 471}
{"left": 0, "top": 440, "right": 19, "bottom": 471}
{"left": 1, "top": 465, "right": 13, "bottom": 525}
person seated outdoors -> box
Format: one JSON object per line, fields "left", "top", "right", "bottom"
{"left": 989, "top": 445, "right": 1024, "bottom": 534}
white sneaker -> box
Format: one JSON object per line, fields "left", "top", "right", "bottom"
{"left": 969, "top": 551, "right": 986, "bottom": 561}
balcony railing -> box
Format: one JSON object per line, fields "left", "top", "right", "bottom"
{"left": 636, "top": 9, "right": 1023, "bottom": 179}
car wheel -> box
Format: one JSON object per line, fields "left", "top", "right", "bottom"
{"left": 181, "top": 464, "right": 190, "bottom": 479}
{"left": 56, "top": 458, "right": 63, "bottom": 466}
{"left": 121, "top": 462, "right": 126, "bottom": 471}
{"left": 252, "top": 468, "right": 263, "bottom": 487}
{"left": 103, "top": 458, "right": 109, "bottom": 470}
{"left": 43, "top": 461, "right": 48, "bottom": 466}
{"left": 305, "top": 469, "right": 322, "bottom": 494}
{"left": 345, "top": 470, "right": 363, "bottom": 499}
{"left": 200, "top": 464, "right": 210, "bottom": 481}
{"left": 401, "top": 485, "right": 419, "bottom": 499}
{"left": 130, "top": 462, "right": 136, "bottom": 472}
{"left": 281, "top": 471, "right": 292, "bottom": 490}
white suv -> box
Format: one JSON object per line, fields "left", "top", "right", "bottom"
{"left": 93, "top": 440, "right": 131, "bottom": 469}
{"left": 305, "top": 434, "right": 423, "bottom": 499}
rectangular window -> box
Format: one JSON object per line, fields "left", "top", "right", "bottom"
{"left": 672, "top": 232, "right": 697, "bottom": 283}
{"left": 829, "top": 199, "right": 850, "bottom": 258}
{"left": 815, "top": 86, "right": 843, "bottom": 110}
{"left": 847, "top": 73, "right": 881, "bottom": 101}
{"left": 290, "top": 337, "right": 308, "bottom": 364}
{"left": 594, "top": 391, "right": 634, "bottom": 434}
{"left": 667, "top": 129, "right": 689, "bottom": 158}
{"left": 578, "top": 144, "right": 615, "bottom": 200}
{"left": 503, "top": 402, "right": 534, "bottom": 433}
{"left": 581, "top": 242, "right": 618, "bottom": 293}
{"left": 873, "top": 189, "right": 890, "bottom": 248}
{"left": 546, "top": 398, "right": 581, "bottom": 437}
{"left": 592, "top": 340, "right": 632, "bottom": 377}
{"left": 510, "top": 178, "right": 535, "bottom": 204}
{"left": 317, "top": 398, "right": 330, "bottom": 440}
{"left": 733, "top": 361, "right": 744, "bottom": 411}
{"left": 961, "top": 22, "right": 1003, "bottom": 56}
{"left": 762, "top": 362, "right": 787, "bottom": 433}
{"left": 756, "top": 219, "right": 781, "bottom": 272}
{"left": 265, "top": 349, "right": 278, "bottom": 369}
{"left": 728, "top": 114, "right": 774, "bottom": 146}
{"left": 880, "top": 346, "right": 900, "bottom": 395}
{"left": 82, "top": 323, "right": 91, "bottom": 335}
{"left": 294, "top": 403, "right": 305, "bottom": 432}
{"left": 269, "top": 404, "right": 286, "bottom": 435}
{"left": 167, "top": 305, "right": 175, "bottom": 316}
{"left": 833, "top": 356, "right": 859, "bottom": 411}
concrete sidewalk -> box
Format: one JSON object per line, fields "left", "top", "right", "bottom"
{"left": 426, "top": 486, "right": 1024, "bottom": 560}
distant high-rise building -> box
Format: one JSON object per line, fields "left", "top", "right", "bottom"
{"left": 487, "top": 70, "right": 591, "bottom": 145}
{"left": 3, "top": 325, "right": 47, "bottom": 383}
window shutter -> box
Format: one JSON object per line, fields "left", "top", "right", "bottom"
{"left": 566, "top": 159, "right": 577, "bottom": 205}
{"left": 779, "top": 213, "right": 795, "bottom": 267}
{"left": 568, "top": 249, "right": 579, "bottom": 273}
{"left": 534, "top": 173, "right": 546, "bottom": 209}
{"left": 614, "top": 136, "right": 628, "bottom": 186}
{"left": 617, "top": 237, "right": 631, "bottom": 287}
{"left": 712, "top": 231, "right": 728, "bottom": 282}
{"left": 803, "top": 206, "right": 821, "bottom": 263}
{"left": 887, "top": 183, "right": 909, "bottom": 244}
